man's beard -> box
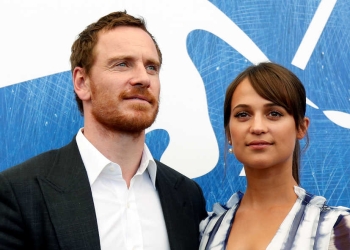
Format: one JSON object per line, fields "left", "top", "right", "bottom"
{"left": 90, "top": 85, "right": 159, "bottom": 135}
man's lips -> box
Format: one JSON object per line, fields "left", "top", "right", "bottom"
{"left": 121, "top": 89, "right": 157, "bottom": 104}
{"left": 124, "top": 95, "right": 151, "bottom": 103}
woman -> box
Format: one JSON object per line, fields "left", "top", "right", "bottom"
{"left": 199, "top": 62, "right": 350, "bottom": 249}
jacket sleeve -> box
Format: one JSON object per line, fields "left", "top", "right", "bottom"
{"left": 0, "top": 173, "right": 27, "bottom": 249}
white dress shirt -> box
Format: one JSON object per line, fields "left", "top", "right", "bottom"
{"left": 76, "top": 129, "right": 170, "bottom": 250}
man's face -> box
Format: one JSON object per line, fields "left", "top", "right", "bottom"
{"left": 86, "top": 26, "right": 161, "bottom": 134}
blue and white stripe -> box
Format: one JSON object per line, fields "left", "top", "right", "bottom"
{"left": 199, "top": 186, "right": 350, "bottom": 250}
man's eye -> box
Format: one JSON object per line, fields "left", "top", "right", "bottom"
{"left": 146, "top": 65, "right": 159, "bottom": 74}
{"left": 116, "top": 62, "right": 127, "bottom": 67}
{"left": 147, "top": 65, "right": 156, "bottom": 70}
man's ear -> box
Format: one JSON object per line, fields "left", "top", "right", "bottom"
{"left": 73, "top": 67, "right": 91, "bottom": 101}
{"left": 297, "top": 117, "right": 310, "bottom": 139}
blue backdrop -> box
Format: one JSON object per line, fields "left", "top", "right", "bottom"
{"left": 1, "top": 0, "right": 349, "bottom": 211}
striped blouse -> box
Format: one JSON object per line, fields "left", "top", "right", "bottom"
{"left": 199, "top": 186, "right": 350, "bottom": 250}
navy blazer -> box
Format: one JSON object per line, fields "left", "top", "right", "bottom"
{"left": 0, "top": 139, "right": 207, "bottom": 250}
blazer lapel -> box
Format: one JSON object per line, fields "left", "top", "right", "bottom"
{"left": 37, "top": 139, "right": 100, "bottom": 250}
{"left": 156, "top": 162, "right": 191, "bottom": 250}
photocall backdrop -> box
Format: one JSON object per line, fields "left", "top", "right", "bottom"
{"left": 1, "top": 0, "right": 349, "bottom": 211}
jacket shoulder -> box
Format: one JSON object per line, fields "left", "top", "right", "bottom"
{"left": 1, "top": 139, "right": 76, "bottom": 181}
{"left": 1, "top": 150, "right": 58, "bottom": 180}
{"left": 155, "top": 160, "right": 197, "bottom": 186}
{"left": 155, "top": 160, "right": 206, "bottom": 204}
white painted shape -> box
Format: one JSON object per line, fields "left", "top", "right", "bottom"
{"left": 306, "top": 98, "right": 319, "bottom": 109}
{"left": 239, "top": 167, "right": 246, "bottom": 176}
{"left": 291, "top": 0, "right": 337, "bottom": 70}
{"left": 0, "top": 0, "right": 126, "bottom": 88}
{"left": 186, "top": 1, "right": 269, "bottom": 65}
{"left": 323, "top": 110, "right": 350, "bottom": 129}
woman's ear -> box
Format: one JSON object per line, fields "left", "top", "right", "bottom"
{"left": 73, "top": 67, "right": 91, "bottom": 102}
{"left": 297, "top": 117, "right": 310, "bottom": 139}
{"left": 225, "top": 129, "right": 231, "bottom": 144}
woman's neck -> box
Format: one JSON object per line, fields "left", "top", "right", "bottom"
{"left": 242, "top": 167, "right": 298, "bottom": 209}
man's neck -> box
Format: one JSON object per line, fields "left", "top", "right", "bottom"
{"left": 83, "top": 124, "right": 146, "bottom": 187}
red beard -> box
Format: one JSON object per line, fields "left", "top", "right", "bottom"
{"left": 90, "top": 85, "right": 159, "bottom": 134}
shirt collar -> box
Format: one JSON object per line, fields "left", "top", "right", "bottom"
{"left": 76, "top": 128, "right": 157, "bottom": 188}
{"left": 138, "top": 142, "right": 157, "bottom": 187}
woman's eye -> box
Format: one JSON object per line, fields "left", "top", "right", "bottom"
{"left": 234, "top": 112, "right": 249, "bottom": 118}
{"left": 268, "top": 111, "right": 283, "bottom": 118}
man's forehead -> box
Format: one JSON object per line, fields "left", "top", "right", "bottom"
{"left": 97, "top": 26, "right": 150, "bottom": 41}
{"left": 94, "top": 27, "right": 158, "bottom": 60}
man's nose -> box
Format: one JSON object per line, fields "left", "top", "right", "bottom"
{"left": 129, "top": 65, "right": 151, "bottom": 88}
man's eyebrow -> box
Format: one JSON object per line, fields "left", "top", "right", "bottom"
{"left": 146, "top": 58, "right": 161, "bottom": 67}
{"left": 106, "top": 55, "right": 132, "bottom": 65}
{"left": 106, "top": 56, "right": 160, "bottom": 67}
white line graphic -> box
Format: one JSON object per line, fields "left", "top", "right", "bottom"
{"left": 292, "top": 0, "right": 337, "bottom": 69}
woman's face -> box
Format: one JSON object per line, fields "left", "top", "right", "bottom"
{"left": 228, "top": 78, "right": 308, "bottom": 171}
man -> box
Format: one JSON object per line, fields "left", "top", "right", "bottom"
{"left": 0, "top": 11, "right": 207, "bottom": 250}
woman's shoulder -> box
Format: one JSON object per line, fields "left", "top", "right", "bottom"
{"left": 295, "top": 186, "right": 350, "bottom": 249}
{"left": 199, "top": 192, "right": 243, "bottom": 249}
{"left": 202, "top": 191, "right": 243, "bottom": 221}
{"left": 295, "top": 186, "right": 350, "bottom": 212}
{"left": 199, "top": 192, "right": 243, "bottom": 239}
